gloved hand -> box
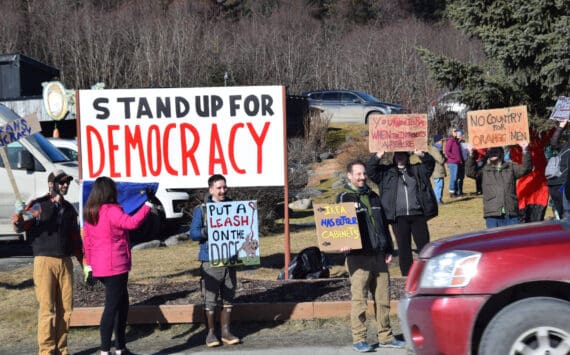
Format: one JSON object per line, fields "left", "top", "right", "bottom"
{"left": 145, "top": 187, "right": 160, "bottom": 206}
{"left": 83, "top": 265, "right": 94, "bottom": 285}
{"left": 14, "top": 200, "right": 26, "bottom": 214}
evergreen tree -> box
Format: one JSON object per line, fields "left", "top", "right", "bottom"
{"left": 419, "top": 0, "right": 570, "bottom": 129}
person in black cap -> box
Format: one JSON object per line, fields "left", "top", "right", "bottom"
{"left": 12, "top": 169, "right": 85, "bottom": 355}
{"left": 465, "top": 142, "right": 532, "bottom": 228}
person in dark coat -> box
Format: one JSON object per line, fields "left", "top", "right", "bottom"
{"left": 366, "top": 150, "right": 438, "bottom": 276}
{"left": 465, "top": 142, "right": 532, "bottom": 228}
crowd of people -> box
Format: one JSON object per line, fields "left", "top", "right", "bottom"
{"left": 12, "top": 119, "right": 568, "bottom": 354}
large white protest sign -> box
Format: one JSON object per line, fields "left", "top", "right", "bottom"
{"left": 207, "top": 200, "right": 260, "bottom": 267}
{"left": 78, "top": 86, "right": 285, "bottom": 187}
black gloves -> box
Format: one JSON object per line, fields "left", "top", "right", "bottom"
{"left": 145, "top": 187, "right": 161, "bottom": 206}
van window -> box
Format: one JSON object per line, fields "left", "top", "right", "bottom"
{"left": 0, "top": 141, "right": 30, "bottom": 169}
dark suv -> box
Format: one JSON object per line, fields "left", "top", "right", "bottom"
{"left": 303, "top": 90, "right": 407, "bottom": 124}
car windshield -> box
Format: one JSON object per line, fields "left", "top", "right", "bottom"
{"left": 26, "top": 133, "right": 71, "bottom": 163}
{"left": 357, "top": 92, "right": 381, "bottom": 103}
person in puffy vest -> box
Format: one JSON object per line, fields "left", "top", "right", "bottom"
{"left": 336, "top": 160, "right": 404, "bottom": 352}
{"left": 12, "top": 169, "right": 84, "bottom": 355}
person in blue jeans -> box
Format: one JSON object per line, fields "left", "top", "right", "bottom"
{"left": 465, "top": 142, "right": 532, "bottom": 228}
{"left": 429, "top": 134, "right": 447, "bottom": 204}
{"left": 445, "top": 128, "right": 465, "bottom": 198}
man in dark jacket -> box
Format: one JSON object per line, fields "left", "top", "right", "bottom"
{"left": 366, "top": 150, "right": 437, "bottom": 277}
{"left": 189, "top": 174, "right": 240, "bottom": 347}
{"left": 12, "top": 169, "right": 84, "bottom": 355}
{"left": 336, "top": 160, "right": 404, "bottom": 352}
{"left": 465, "top": 142, "right": 532, "bottom": 228}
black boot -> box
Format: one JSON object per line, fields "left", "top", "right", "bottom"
{"left": 220, "top": 306, "right": 240, "bottom": 345}
{"left": 205, "top": 309, "right": 220, "bottom": 347}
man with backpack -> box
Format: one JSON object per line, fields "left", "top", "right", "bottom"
{"left": 336, "top": 160, "right": 404, "bottom": 352}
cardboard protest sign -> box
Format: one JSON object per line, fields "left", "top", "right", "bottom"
{"left": 0, "top": 113, "right": 41, "bottom": 148}
{"left": 207, "top": 200, "right": 260, "bottom": 267}
{"left": 313, "top": 202, "right": 362, "bottom": 251}
{"left": 368, "top": 113, "right": 428, "bottom": 152}
{"left": 78, "top": 86, "right": 285, "bottom": 188}
{"left": 467, "top": 106, "right": 529, "bottom": 149}
{"left": 549, "top": 97, "right": 570, "bottom": 121}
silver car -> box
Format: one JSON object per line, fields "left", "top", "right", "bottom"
{"left": 304, "top": 90, "right": 407, "bottom": 124}
{"left": 427, "top": 90, "right": 469, "bottom": 125}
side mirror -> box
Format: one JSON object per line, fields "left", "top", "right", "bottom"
{"left": 17, "top": 150, "right": 34, "bottom": 170}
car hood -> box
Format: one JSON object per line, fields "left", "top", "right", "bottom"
{"left": 420, "top": 220, "right": 570, "bottom": 258}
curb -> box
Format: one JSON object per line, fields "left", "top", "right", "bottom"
{"left": 70, "top": 300, "right": 399, "bottom": 327}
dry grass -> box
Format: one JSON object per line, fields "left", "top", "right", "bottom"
{"left": 0, "top": 123, "right": 505, "bottom": 345}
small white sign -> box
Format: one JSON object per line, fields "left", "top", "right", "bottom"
{"left": 207, "top": 200, "right": 260, "bottom": 267}
{"left": 549, "top": 96, "right": 570, "bottom": 121}
{"left": 0, "top": 113, "right": 41, "bottom": 147}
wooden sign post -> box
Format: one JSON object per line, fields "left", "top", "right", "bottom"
{"left": 313, "top": 202, "right": 362, "bottom": 252}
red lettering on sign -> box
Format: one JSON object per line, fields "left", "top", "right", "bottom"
{"left": 248, "top": 122, "right": 270, "bottom": 173}
{"left": 86, "top": 125, "right": 104, "bottom": 177}
{"left": 107, "top": 125, "right": 120, "bottom": 178}
{"left": 163, "top": 124, "right": 178, "bottom": 175}
{"left": 148, "top": 125, "right": 162, "bottom": 176}
{"left": 209, "top": 124, "right": 228, "bottom": 175}
{"left": 180, "top": 123, "right": 200, "bottom": 175}
{"left": 125, "top": 125, "right": 146, "bottom": 177}
{"left": 229, "top": 123, "right": 246, "bottom": 174}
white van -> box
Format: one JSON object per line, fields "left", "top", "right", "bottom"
{"left": 0, "top": 104, "right": 80, "bottom": 241}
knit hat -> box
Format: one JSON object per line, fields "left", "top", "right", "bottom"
{"left": 434, "top": 134, "right": 443, "bottom": 143}
{"left": 456, "top": 129, "right": 464, "bottom": 135}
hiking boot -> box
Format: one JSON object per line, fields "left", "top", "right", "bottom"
{"left": 352, "top": 341, "right": 373, "bottom": 352}
{"left": 378, "top": 338, "right": 406, "bottom": 348}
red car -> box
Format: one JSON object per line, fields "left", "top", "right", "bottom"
{"left": 398, "top": 221, "right": 570, "bottom": 355}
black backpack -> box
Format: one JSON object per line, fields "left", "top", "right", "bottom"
{"left": 277, "top": 246, "right": 330, "bottom": 280}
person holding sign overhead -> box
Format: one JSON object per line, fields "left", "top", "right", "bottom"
{"left": 366, "top": 150, "right": 437, "bottom": 277}
{"left": 465, "top": 141, "right": 532, "bottom": 228}
{"left": 336, "top": 160, "right": 402, "bottom": 352}
{"left": 189, "top": 174, "right": 240, "bottom": 347}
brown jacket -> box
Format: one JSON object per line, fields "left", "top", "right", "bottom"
{"left": 428, "top": 145, "right": 447, "bottom": 179}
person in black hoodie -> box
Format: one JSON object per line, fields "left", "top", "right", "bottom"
{"left": 366, "top": 150, "right": 437, "bottom": 277}
{"left": 336, "top": 160, "right": 404, "bottom": 352}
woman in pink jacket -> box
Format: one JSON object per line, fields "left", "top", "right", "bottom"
{"left": 83, "top": 177, "right": 154, "bottom": 355}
